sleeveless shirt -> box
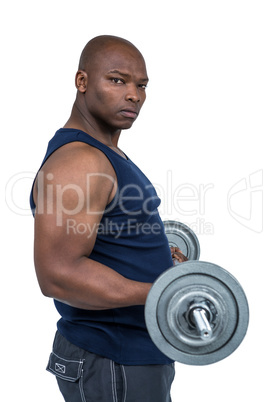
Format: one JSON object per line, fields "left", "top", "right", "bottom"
{"left": 30, "top": 128, "right": 174, "bottom": 365}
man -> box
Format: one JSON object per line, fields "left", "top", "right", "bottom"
{"left": 30, "top": 35, "right": 186, "bottom": 402}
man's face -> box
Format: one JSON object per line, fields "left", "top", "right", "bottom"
{"left": 82, "top": 44, "right": 149, "bottom": 132}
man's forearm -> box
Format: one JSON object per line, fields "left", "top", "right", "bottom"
{"left": 37, "top": 256, "right": 152, "bottom": 310}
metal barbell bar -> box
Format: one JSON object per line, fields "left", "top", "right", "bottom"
{"left": 191, "top": 307, "right": 213, "bottom": 340}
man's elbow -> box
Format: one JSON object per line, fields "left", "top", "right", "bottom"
{"left": 37, "top": 276, "right": 58, "bottom": 299}
{"left": 34, "top": 263, "right": 62, "bottom": 300}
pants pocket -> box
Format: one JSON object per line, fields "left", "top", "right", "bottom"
{"left": 47, "top": 352, "right": 86, "bottom": 401}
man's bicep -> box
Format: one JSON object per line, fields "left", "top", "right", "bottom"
{"left": 34, "top": 207, "right": 103, "bottom": 270}
{"left": 33, "top": 156, "right": 115, "bottom": 277}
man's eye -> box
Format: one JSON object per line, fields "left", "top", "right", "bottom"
{"left": 139, "top": 84, "right": 147, "bottom": 90}
{"left": 112, "top": 78, "right": 124, "bottom": 84}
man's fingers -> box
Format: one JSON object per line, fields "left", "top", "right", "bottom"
{"left": 172, "top": 251, "right": 188, "bottom": 264}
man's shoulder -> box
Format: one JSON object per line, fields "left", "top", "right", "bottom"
{"left": 33, "top": 141, "right": 117, "bottom": 206}
{"left": 42, "top": 141, "right": 115, "bottom": 177}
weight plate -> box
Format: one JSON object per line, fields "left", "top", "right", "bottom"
{"left": 145, "top": 261, "right": 249, "bottom": 365}
{"left": 163, "top": 220, "right": 200, "bottom": 260}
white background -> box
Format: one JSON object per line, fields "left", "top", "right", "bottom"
{"left": 1, "top": 1, "right": 267, "bottom": 400}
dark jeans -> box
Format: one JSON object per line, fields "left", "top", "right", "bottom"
{"left": 47, "top": 331, "right": 175, "bottom": 402}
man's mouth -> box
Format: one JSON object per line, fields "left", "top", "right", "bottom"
{"left": 120, "top": 109, "right": 138, "bottom": 119}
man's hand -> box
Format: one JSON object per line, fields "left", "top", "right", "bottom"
{"left": 170, "top": 247, "right": 188, "bottom": 265}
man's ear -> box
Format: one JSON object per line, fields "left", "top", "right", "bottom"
{"left": 75, "top": 70, "right": 87, "bottom": 93}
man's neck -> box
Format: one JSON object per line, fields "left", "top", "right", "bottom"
{"left": 64, "top": 102, "right": 121, "bottom": 148}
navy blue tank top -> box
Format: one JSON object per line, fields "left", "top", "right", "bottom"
{"left": 30, "top": 128, "right": 174, "bottom": 365}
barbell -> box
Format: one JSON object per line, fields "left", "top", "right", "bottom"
{"left": 145, "top": 220, "right": 249, "bottom": 366}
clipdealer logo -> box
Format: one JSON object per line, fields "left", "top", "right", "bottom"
{"left": 5, "top": 169, "right": 264, "bottom": 234}
{"left": 227, "top": 170, "right": 263, "bottom": 233}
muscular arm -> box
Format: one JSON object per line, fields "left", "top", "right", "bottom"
{"left": 33, "top": 142, "right": 151, "bottom": 310}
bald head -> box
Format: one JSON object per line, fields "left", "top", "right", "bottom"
{"left": 78, "top": 35, "right": 144, "bottom": 72}
{"left": 67, "top": 35, "right": 148, "bottom": 134}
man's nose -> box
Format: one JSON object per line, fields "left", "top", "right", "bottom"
{"left": 125, "top": 84, "right": 140, "bottom": 102}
